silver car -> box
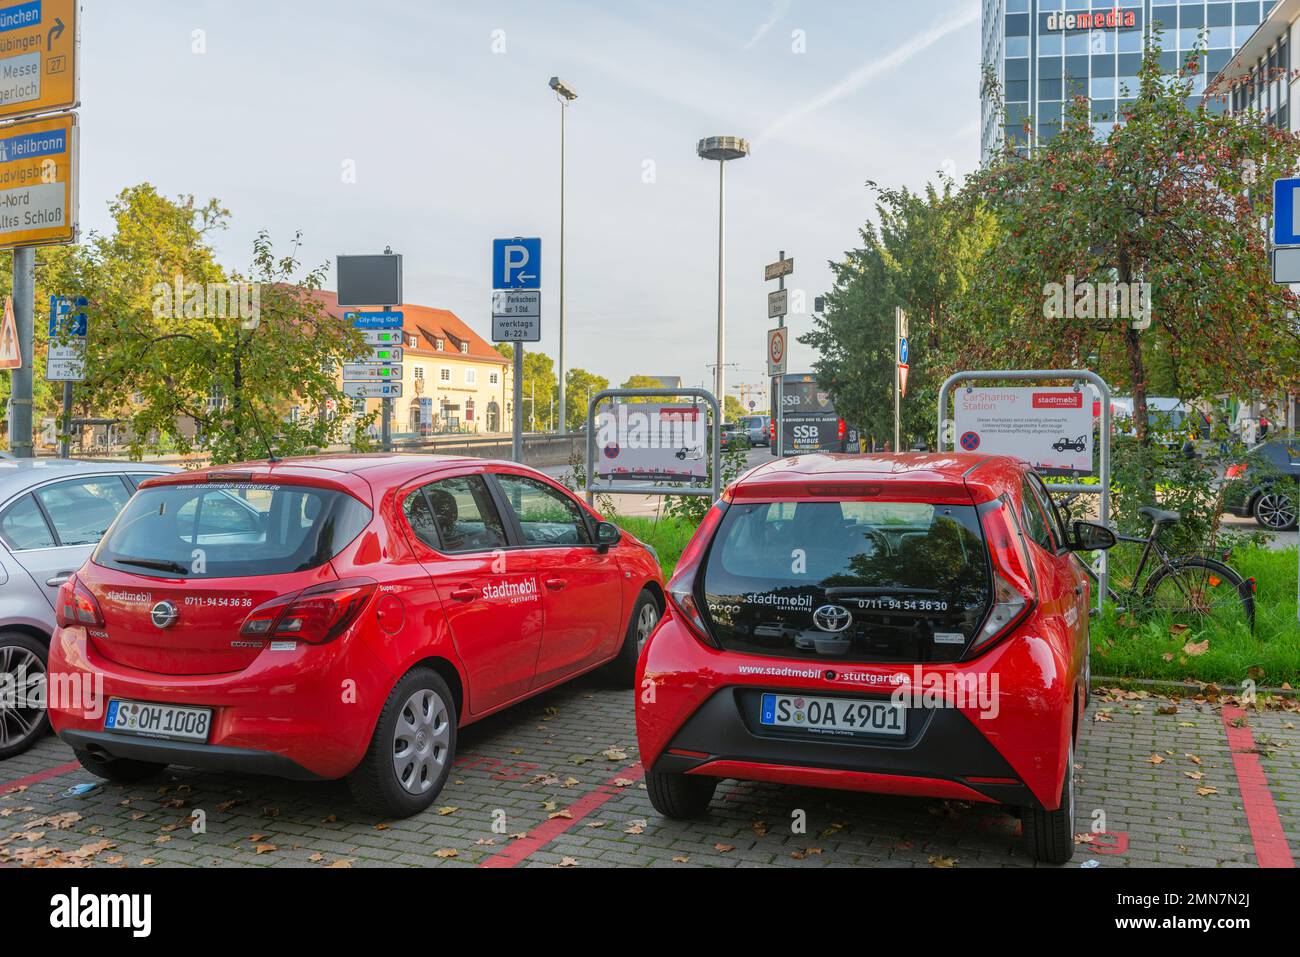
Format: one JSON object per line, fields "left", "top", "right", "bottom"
{"left": 0, "top": 459, "right": 178, "bottom": 759}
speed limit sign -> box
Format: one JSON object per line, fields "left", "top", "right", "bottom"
{"left": 767, "top": 327, "right": 788, "bottom": 376}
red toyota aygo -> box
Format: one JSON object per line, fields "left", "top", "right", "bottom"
{"left": 635, "top": 453, "right": 1116, "bottom": 864}
{"left": 47, "top": 455, "right": 664, "bottom": 817}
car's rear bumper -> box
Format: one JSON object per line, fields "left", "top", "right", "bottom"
{"left": 59, "top": 729, "right": 323, "bottom": 780}
{"left": 636, "top": 611, "right": 1077, "bottom": 810}
{"left": 651, "top": 685, "right": 1039, "bottom": 807}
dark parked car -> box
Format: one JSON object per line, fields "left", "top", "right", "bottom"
{"left": 1223, "top": 435, "right": 1300, "bottom": 531}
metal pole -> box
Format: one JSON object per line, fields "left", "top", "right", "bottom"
{"left": 9, "top": 247, "right": 34, "bottom": 458}
{"left": 893, "top": 307, "right": 901, "bottom": 453}
{"left": 380, "top": 304, "right": 394, "bottom": 452}
{"left": 60, "top": 381, "right": 72, "bottom": 459}
{"left": 715, "top": 161, "right": 726, "bottom": 411}
{"left": 558, "top": 100, "right": 568, "bottom": 436}
{"left": 512, "top": 343, "right": 524, "bottom": 463}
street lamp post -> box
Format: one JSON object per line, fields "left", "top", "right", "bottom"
{"left": 550, "top": 77, "right": 577, "bottom": 435}
{"left": 697, "top": 136, "right": 749, "bottom": 408}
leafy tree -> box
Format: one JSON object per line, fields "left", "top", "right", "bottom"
{"left": 564, "top": 367, "right": 608, "bottom": 431}
{"left": 619, "top": 374, "right": 678, "bottom": 403}
{"left": 802, "top": 180, "right": 993, "bottom": 448}
{"left": 41, "top": 185, "right": 370, "bottom": 462}
{"left": 723, "top": 395, "right": 747, "bottom": 422}
{"left": 962, "top": 41, "right": 1300, "bottom": 446}
{"left": 496, "top": 344, "right": 557, "bottom": 431}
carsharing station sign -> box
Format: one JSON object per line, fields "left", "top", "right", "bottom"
{"left": 953, "top": 387, "right": 1093, "bottom": 473}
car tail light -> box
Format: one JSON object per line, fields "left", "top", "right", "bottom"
{"left": 769, "top": 420, "right": 776, "bottom": 444}
{"left": 240, "top": 579, "right": 377, "bottom": 645}
{"left": 967, "top": 500, "right": 1037, "bottom": 656}
{"left": 665, "top": 504, "right": 728, "bottom": 648}
{"left": 837, "top": 418, "right": 847, "bottom": 441}
{"left": 56, "top": 576, "right": 104, "bottom": 629}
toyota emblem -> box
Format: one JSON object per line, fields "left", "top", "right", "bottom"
{"left": 150, "top": 600, "right": 179, "bottom": 630}
{"left": 812, "top": 604, "right": 853, "bottom": 633}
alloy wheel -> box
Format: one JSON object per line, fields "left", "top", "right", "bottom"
{"left": 635, "top": 602, "right": 660, "bottom": 652}
{"left": 1256, "top": 492, "right": 1297, "bottom": 530}
{"left": 391, "top": 688, "right": 451, "bottom": 796}
{"left": 0, "top": 644, "right": 45, "bottom": 750}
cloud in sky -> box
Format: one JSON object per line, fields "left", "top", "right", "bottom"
{"left": 757, "top": 0, "right": 980, "bottom": 144}
{"left": 743, "top": 0, "right": 793, "bottom": 51}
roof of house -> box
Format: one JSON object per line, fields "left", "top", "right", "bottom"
{"left": 308, "top": 289, "right": 508, "bottom": 365}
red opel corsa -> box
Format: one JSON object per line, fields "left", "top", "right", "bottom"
{"left": 47, "top": 455, "right": 664, "bottom": 817}
{"left": 635, "top": 453, "right": 1115, "bottom": 863}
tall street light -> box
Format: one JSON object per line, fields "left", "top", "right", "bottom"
{"left": 697, "top": 136, "right": 749, "bottom": 411}
{"left": 550, "top": 76, "right": 577, "bottom": 435}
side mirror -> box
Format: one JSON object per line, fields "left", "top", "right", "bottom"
{"left": 1070, "top": 521, "right": 1116, "bottom": 552}
{"left": 595, "top": 521, "right": 621, "bottom": 550}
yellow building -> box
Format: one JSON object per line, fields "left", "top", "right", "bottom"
{"left": 314, "top": 291, "right": 512, "bottom": 435}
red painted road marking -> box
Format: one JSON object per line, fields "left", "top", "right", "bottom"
{"left": 478, "top": 764, "right": 644, "bottom": 868}
{"left": 1221, "top": 706, "right": 1295, "bottom": 869}
{"left": 1, "top": 760, "right": 82, "bottom": 794}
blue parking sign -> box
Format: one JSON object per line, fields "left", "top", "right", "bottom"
{"left": 493, "top": 237, "right": 541, "bottom": 290}
{"left": 1275, "top": 178, "right": 1300, "bottom": 246}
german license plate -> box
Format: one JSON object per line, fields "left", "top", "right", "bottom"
{"left": 759, "top": 693, "right": 905, "bottom": 737}
{"left": 104, "top": 699, "right": 213, "bottom": 743}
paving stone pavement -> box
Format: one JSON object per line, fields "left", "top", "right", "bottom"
{"left": 1, "top": 676, "right": 1295, "bottom": 868}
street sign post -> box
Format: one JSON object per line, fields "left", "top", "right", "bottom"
{"left": 767, "top": 327, "right": 787, "bottom": 377}
{"left": 894, "top": 308, "right": 908, "bottom": 450}
{"left": 0, "top": 0, "right": 79, "bottom": 122}
{"left": 0, "top": 111, "right": 78, "bottom": 250}
{"left": 341, "top": 293, "right": 403, "bottom": 450}
{"left": 764, "top": 257, "right": 794, "bottom": 282}
{"left": 46, "top": 294, "right": 85, "bottom": 458}
{"left": 343, "top": 381, "right": 403, "bottom": 399}
{"left": 767, "top": 288, "right": 788, "bottom": 320}
{"left": 493, "top": 238, "right": 541, "bottom": 462}
{"left": 1270, "top": 180, "right": 1300, "bottom": 625}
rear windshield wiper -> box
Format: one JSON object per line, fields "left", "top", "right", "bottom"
{"left": 825, "top": 586, "right": 942, "bottom": 597}
{"left": 113, "top": 557, "right": 190, "bottom": 575}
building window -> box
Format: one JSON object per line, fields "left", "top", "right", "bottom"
{"left": 414, "top": 367, "right": 424, "bottom": 381}
{"left": 465, "top": 369, "right": 477, "bottom": 386}
{"left": 459, "top": 342, "right": 469, "bottom": 354}
{"left": 439, "top": 367, "right": 451, "bottom": 383}
{"left": 435, "top": 338, "right": 444, "bottom": 351}
{"left": 408, "top": 335, "right": 418, "bottom": 349}
{"left": 489, "top": 372, "right": 499, "bottom": 385}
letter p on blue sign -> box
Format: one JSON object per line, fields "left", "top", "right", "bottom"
{"left": 493, "top": 237, "right": 541, "bottom": 290}
{"left": 1274, "top": 178, "right": 1300, "bottom": 247}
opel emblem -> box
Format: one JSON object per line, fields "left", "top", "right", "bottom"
{"left": 813, "top": 604, "right": 852, "bottom": 633}
{"left": 151, "top": 601, "right": 179, "bottom": 630}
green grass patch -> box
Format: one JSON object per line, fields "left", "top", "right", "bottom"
{"left": 611, "top": 513, "right": 697, "bottom": 580}
{"left": 1092, "top": 546, "right": 1300, "bottom": 686}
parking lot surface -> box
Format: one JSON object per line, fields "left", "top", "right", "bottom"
{"left": 1, "top": 678, "right": 1295, "bottom": 869}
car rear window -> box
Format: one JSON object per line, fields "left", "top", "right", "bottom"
{"left": 94, "top": 482, "right": 372, "bottom": 579}
{"left": 701, "top": 500, "right": 990, "bottom": 663}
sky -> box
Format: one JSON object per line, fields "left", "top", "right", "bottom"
{"left": 79, "top": 0, "right": 981, "bottom": 402}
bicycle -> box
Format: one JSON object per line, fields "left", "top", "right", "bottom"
{"left": 1070, "top": 505, "right": 1256, "bottom": 632}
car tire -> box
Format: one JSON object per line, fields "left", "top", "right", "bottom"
{"left": 1022, "top": 739, "right": 1076, "bottom": 865}
{"left": 646, "top": 769, "right": 718, "bottom": 819}
{"left": 347, "top": 668, "right": 456, "bottom": 818}
{"left": 72, "top": 748, "right": 167, "bottom": 784}
{"left": 1253, "top": 490, "right": 1298, "bottom": 531}
{"left": 0, "top": 631, "right": 50, "bottom": 760}
{"left": 606, "top": 590, "right": 661, "bottom": 688}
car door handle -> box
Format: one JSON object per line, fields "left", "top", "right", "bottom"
{"left": 449, "top": 586, "right": 478, "bottom": 602}
{"left": 46, "top": 573, "right": 74, "bottom": 587}
{"left": 544, "top": 578, "right": 567, "bottom": 591}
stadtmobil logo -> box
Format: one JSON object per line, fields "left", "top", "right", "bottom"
{"left": 1046, "top": 10, "right": 1136, "bottom": 30}
{"left": 1032, "top": 392, "right": 1083, "bottom": 409}
{"left": 482, "top": 578, "right": 538, "bottom": 603}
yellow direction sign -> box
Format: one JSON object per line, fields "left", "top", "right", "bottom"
{"left": 0, "top": 0, "right": 78, "bottom": 121}
{"left": 0, "top": 110, "right": 76, "bottom": 248}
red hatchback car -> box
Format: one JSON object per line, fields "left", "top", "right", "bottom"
{"left": 47, "top": 455, "right": 664, "bottom": 816}
{"left": 635, "top": 453, "right": 1115, "bottom": 864}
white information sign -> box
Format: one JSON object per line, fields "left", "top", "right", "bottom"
{"left": 953, "top": 387, "right": 1093, "bottom": 473}
{"left": 595, "top": 403, "right": 708, "bottom": 483}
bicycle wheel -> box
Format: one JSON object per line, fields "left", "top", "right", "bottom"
{"left": 1141, "top": 557, "right": 1255, "bottom": 632}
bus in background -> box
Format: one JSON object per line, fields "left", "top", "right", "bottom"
{"left": 770, "top": 373, "right": 853, "bottom": 456}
